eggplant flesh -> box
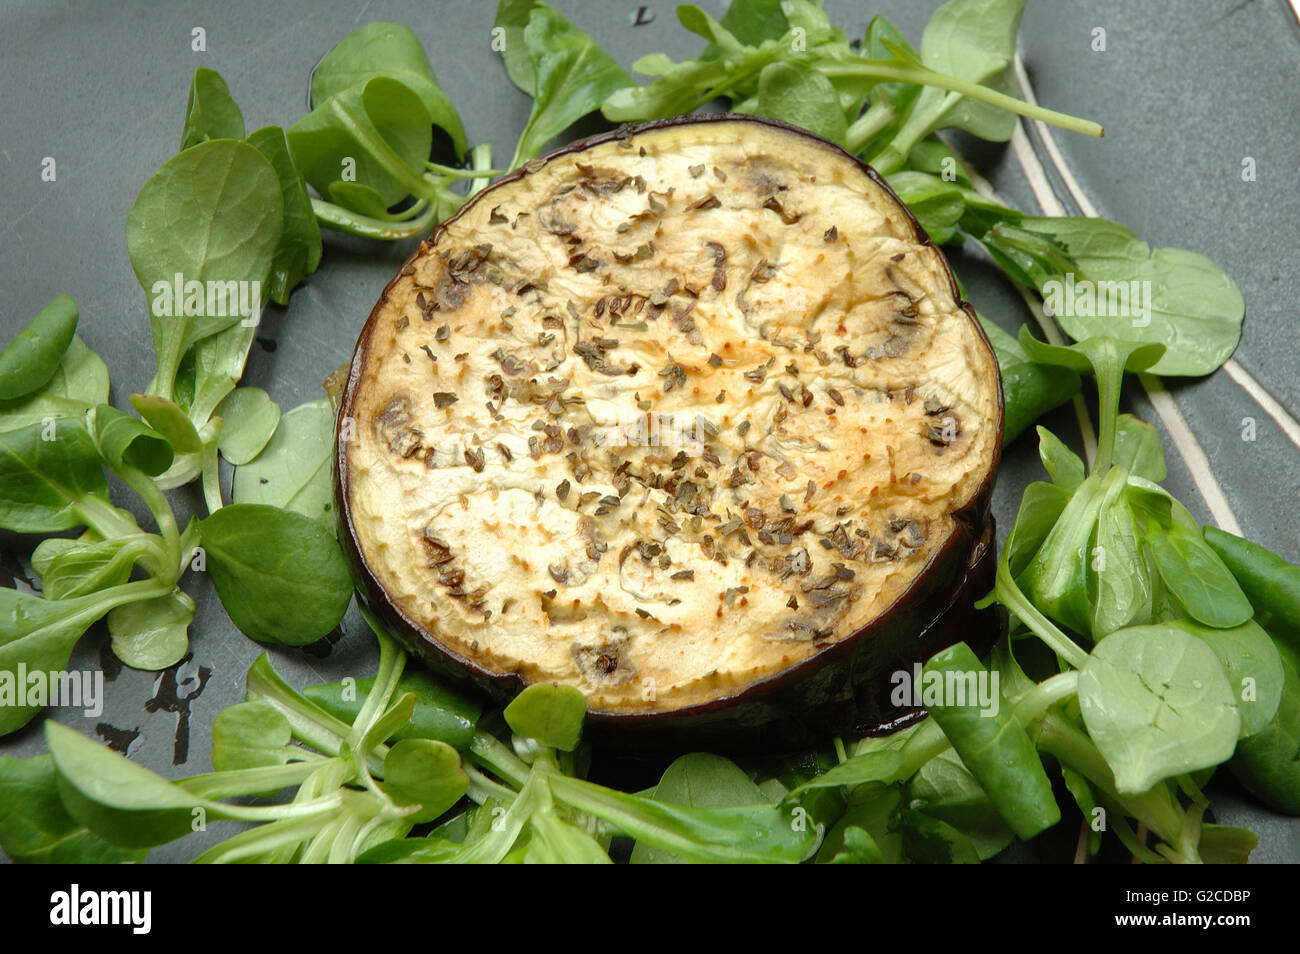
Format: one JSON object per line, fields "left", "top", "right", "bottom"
{"left": 337, "top": 116, "right": 1003, "bottom": 747}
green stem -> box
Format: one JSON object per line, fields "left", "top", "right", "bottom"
{"left": 868, "top": 95, "right": 940, "bottom": 176}
{"left": 1093, "top": 364, "right": 1123, "bottom": 473}
{"left": 845, "top": 102, "right": 896, "bottom": 156}
{"left": 867, "top": 141, "right": 911, "bottom": 177}
{"left": 468, "top": 730, "right": 532, "bottom": 789}
{"left": 820, "top": 59, "right": 1103, "bottom": 138}
{"left": 194, "top": 813, "right": 335, "bottom": 864}
{"left": 349, "top": 632, "right": 404, "bottom": 743}
{"left": 656, "top": 43, "right": 788, "bottom": 126}
{"left": 312, "top": 197, "right": 440, "bottom": 240}
{"left": 327, "top": 809, "right": 370, "bottom": 864}
{"left": 114, "top": 534, "right": 170, "bottom": 582}
{"left": 299, "top": 814, "right": 347, "bottom": 864}
{"left": 1176, "top": 773, "right": 1209, "bottom": 806}
{"left": 352, "top": 816, "right": 413, "bottom": 861}
{"left": 209, "top": 790, "right": 346, "bottom": 824}
{"left": 454, "top": 771, "right": 543, "bottom": 863}
{"left": 148, "top": 342, "right": 182, "bottom": 405}
{"left": 200, "top": 436, "right": 223, "bottom": 515}
{"left": 382, "top": 197, "right": 432, "bottom": 222}
{"left": 245, "top": 655, "right": 378, "bottom": 766}
{"left": 990, "top": 563, "right": 1091, "bottom": 670}
{"left": 465, "top": 763, "right": 519, "bottom": 804}
{"left": 53, "top": 520, "right": 170, "bottom": 584}
{"left": 114, "top": 466, "right": 183, "bottom": 584}
{"left": 1011, "top": 671, "right": 1080, "bottom": 726}
{"left": 342, "top": 639, "right": 407, "bottom": 805}
{"left": 1177, "top": 798, "right": 1207, "bottom": 864}
{"left": 427, "top": 158, "right": 502, "bottom": 180}
{"left": 465, "top": 143, "right": 494, "bottom": 199}
{"left": 49, "top": 579, "right": 173, "bottom": 640}
{"left": 179, "top": 761, "right": 321, "bottom": 800}
{"left": 351, "top": 695, "right": 416, "bottom": 807}
{"left": 177, "top": 519, "right": 201, "bottom": 581}
{"left": 72, "top": 495, "right": 145, "bottom": 544}
{"left": 1102, "top": 806, "right": 1169, "bottom": 864}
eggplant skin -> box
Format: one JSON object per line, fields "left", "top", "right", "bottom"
{"left": 336, "top": 114, "right": 1004, "bottom": 749}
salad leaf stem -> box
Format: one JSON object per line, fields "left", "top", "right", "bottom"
{"left": 819, "top": 56, "right": 1102, "bottom": 155}
{"left": 844, "top": 101, "right": 896, "bottom": 156}
{"left": 112, "top": 464, "right": 183, "bottom": 581}
{"left": 193, "top": 814, "right": 335, "bottom": 864}
{"left": 468, "top": 730, "right": 533, "bottom": 789}
{"left": 1092, "top": 359, "right": 1123, "bottom": 474}
{"left": 179, "top": 762, "right": 320, "bottom": 801}
{"left": 466, "top": 143, "right": 494, "bottom": 199}
{"left": 348, "top": 627, "right": 405, "bottom": 748}
{"left": 1010, "top": 670, "right": 1080, "bottom": 725}
{"left": 1103, "top": 808, "right": 1169, "bottom": 864}
{"left": 70, "top": 494, "right": 147, "bottom": 546}
{"left": 199, "top": 437, "right": 223, "bottom": 515}
{"left": 456, "top": 778, "right": 543, "bottom": 863}
{"left": 464, "top": 763, "right": 518, "bottom": 804}
{"left": 832, "top": 736, "right": 848, "bottom": 765}
{"left": 38, "top": 578, "right": 175, "bottom": 641}
{"left": 245, "top": 654, "right": 373, "bottom": 765}
{"left": 425, "top": 158, "right": 502, "bottom": 179}
{"left": 984, "top": 561, "right": 1090, "bottom": 669}
{"left": 311, "top": 195, "right": 439, "bottom": 241}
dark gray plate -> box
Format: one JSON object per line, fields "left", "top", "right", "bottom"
{"left": 1, "top": 0, "right": 1296, "bottom": 862}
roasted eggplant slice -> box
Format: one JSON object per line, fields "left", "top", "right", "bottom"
{"left": 337, "top": 116, "right": 1003, "bottom": 749}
